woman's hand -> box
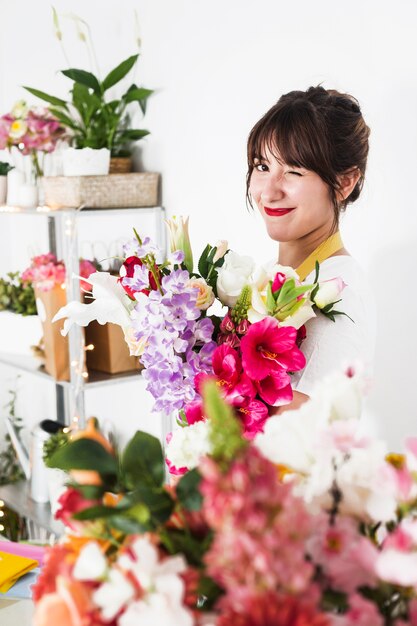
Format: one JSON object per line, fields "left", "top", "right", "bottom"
{"left": 269, "top": 390, "right": 310, "bottom": 416}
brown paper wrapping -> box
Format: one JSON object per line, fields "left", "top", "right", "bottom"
{"left": 35, "top": 285, "right": 70, "bottom": 381}
{"left": 85, "top": 322, "right": 139, "bottom": 374}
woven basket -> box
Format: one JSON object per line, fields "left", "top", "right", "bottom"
{"left": 109, "top": 157, "right": 132, "bottom": 174}
{"left": 42, "top": 173, "right": 159, "bottom": 209}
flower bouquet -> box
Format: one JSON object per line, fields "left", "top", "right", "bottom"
{"left": 22, "top": 253, "right": 96, "bottom": 379}
{"left": 53, "top": 217, "right": 347, "bottom": 464}
{"left": 0, "top": 100, "right": 67, "bottom": 178}
{"left": 36, "top": 375, "right": 417, "bottom": 626}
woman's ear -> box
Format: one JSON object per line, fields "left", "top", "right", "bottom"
{"left": 336, "top": 168, "right": 362, "bottom": 201}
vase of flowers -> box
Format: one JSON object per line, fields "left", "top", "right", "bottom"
{"left": 0, "top": 100, "right": 67, "bottom": 206}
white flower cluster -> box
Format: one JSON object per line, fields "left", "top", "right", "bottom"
{"left": 255, "top": 364, "right": 399, "bottom": 523}
{"left": 72, "top": 537, "right": 193, "bottom": 626}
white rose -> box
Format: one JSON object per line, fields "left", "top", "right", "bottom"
{"left": 187, "top": 277, "right": 215, "bottom": 310}
{"left": 314, "top": 277, "right": 346, "bottom": 309}
{"left": 216, "top": 251, "right": 255, "bottom": 308}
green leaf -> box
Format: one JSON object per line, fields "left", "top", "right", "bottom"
{"left": 48, "top": 439, "right": 118, "bottom": 475}
{"left": 48, "top": 107, "right": 81, "bottom": 131}
{"left": 122, "top": 431, "right": 165, "bottom": 488}
{"left": 124, "top": 87, "right": 153, "bottom": 104}
{"left": 73, "top": 504, "right": 128, "bottom": 521}
{"left": 266, "top": 281, "right": 276, "bottom": 314}
{"left": 62, "top": 68, "right": 101, "bottom": 94}
{"left": 177, "top": 468, "right": 203, "bottom": 511}
{"left": 132, "top": 485, "right": 174, "bottom": 524}
{"left": 116, "top": 129, "right": 150, "bottom": 141}
{"left": 109, "top": 514, "right": 148, "bottom": 534}
{"left": 203, "top": 381, "right": 246, "bottom": 463}
{"left": 198, "top": 244, "right": 212, "bottom": 279}
{"left": 68, "top": 483, "right": 105, "bottom": 499}
{"left": 314, "top": 260, "right": 320, "bottom": 284}
{"left": 102, "top": 55, "right": 139, "bottom": 92}
{"left": 23, "top": 86, "right": 68, "bottom": 108}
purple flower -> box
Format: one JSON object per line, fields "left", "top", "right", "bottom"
{"left": 121, "top": 263, "right": 150, "bottom": 294}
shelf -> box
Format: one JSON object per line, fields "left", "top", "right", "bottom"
{"left": 0, "top": 481, "right": 64, "bottom": 536}
{"left": 0, "top": 353, "right": 142, "bottom": 388}
{"left": 0, "top": 205, "right": 162, "bottom": 217}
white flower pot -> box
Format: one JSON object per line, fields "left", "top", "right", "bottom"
{"left": 46, "top": 468, "right": 68, "bottom": 515}
{"left": 0, "top": 311, "right": 42, "bottom": 356}
{"left": 62, "top": 147, "right": 111, "bottom": 176}
{"left": 0, "top": 176, "right": 7, "bottom": 205}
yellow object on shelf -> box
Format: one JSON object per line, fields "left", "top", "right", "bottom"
{"left": 0, "top": 551, "right": 38, "bottom": 593}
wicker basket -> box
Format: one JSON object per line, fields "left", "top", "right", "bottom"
{"left": 42, "top": 172, "right": 159, "bottom": 209}
{"left": 109, "top": 157, "right": 132, "bottom": 174}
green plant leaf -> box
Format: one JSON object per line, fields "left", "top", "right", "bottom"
{"left": 62, "top": 68, "right": 101, "bottom": 94}
{"left": 48, "top": 439, "right": 118, "bottom": 475}
{"left": 73, "top": 504, "right": 128, "bottom": 520}
{"left": 23, "top": 86, "right": 68, "bottom": 108}
{"left": 203, "top": 381, "right": 246, "bottom": 463}
{"left": 102, "top": 54, "right": 139, "bottom": 92}
{"left": 116, "top": 129, "right": 150, "bottom": 141}
{"left": 198, "top": 244, "right": 212, "bottom": 279}
{"left": 122, "top": 431, "right": 165, "bottom": 488}
{"left": 177, "top": 468, "right": 203, "bottom": 511}
{"left": 109, "top": 514, "right": 148, "bottom": 534}
{"left": 266, "top": 281, "right": 276, "bottom": 314}
{"left": 132, "top": 485, "right": 174, "bottom": 524}
{"left": 124, "top": 87, "right": 154, "bottom": 104}
{"left": 48, "top": 107, "right": 81, "bottom": 132}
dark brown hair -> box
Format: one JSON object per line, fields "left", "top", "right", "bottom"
{"left": 246, "top": 86, "right": 370, "bottom": 227}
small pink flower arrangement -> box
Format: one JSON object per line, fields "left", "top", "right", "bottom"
{"left": 0, "top": 100, "right": 67, "bottom": 176}
{"left": 22, "top": 253, "right": 96, "bottom": 292}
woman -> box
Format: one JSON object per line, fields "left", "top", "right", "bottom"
{"left": 247, "top": 86, "right": 376, "bottom": 411}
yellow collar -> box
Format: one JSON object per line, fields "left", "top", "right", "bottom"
{"left": 295, "top": 231, "right": 343, "bottom": 281}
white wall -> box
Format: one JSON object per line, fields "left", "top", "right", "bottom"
{"left": 1, "top": 0, "right": 416, "bottom": 449}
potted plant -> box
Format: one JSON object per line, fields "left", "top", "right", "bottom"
{"left": 0, "top": 270, "right": 42, "bottom": 356}
{"left": 24, "top": 54, "right": 152, "bottom": 176}
{"left": 0, "top": 161, "right": 13, "bottom": 205}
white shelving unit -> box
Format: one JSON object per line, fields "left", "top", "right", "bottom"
{"left": 0, "top": 204, "right": 166, "bottom": 427}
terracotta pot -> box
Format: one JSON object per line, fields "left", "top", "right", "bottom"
{"left": 109, "top": 157, "right": 132, "bottom": 174}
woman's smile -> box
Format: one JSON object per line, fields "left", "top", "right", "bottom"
{"left": 264, "top": 207, "right": 296, "bottom": 217}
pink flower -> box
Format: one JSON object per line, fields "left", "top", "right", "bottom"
{"left": 55, "top": 487, "right": 100, "bottom": 532}
{"left": 217, "top": 591, "right": 330, "bottom": 626}
{"left": 184, "top": 400, "right": 205, "bottom": 425}
{"left": 236, "top": 399, "right": 269, "bottom": 439}
{"left": 272, "top": 271, "right": 287, "bottom": 292}
{"left": 308, "top": 515, "right": 378, "bottom": 594}
{"left": 255, "top": 369, "right": 293, "bottom": 406}
{"left": 334, "top": 594, "right": 383, "bottom": 626}
{"left": 240, "top": 317, "right": 306, "bottom": 380}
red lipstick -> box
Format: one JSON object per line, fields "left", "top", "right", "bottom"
{"left": 264, "top": 207, "right": 295, "bottom": 217}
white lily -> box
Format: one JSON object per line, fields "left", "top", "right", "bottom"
{"left": 52, "top": 272, "right": 134, "bottom": 336}
{"left": 279, "top": 301, "right": 316, "bottom": 329}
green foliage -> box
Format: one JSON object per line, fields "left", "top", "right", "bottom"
{"left": 43, "top": 429, "right": 70, "bottom": 463}
{"left": 0, "top": 272, "right": 37, "bottom": 316}
{"left": 48, "top": 438, "right": 118, "bottom": 474}
{"left": 0, "top": 383, "right": 25, "bottom": 486}
{"left": 203, "top": 380, "right": 247, "bottom": 464}
{"left": 231, "top": 284, "right": 252, "bottom": 324}
{"left": 197, "top": 243, "right": 227, "bottom": 296}
{"left": 121, "top": 431, "right": 165, "bottom": 488}
{"left": 24, "top": 54, "right": 152, "bottom": 156}
{"left": 177, "top": 468, "right": 203, "bottom": 511}
{"left": 0, "top": 161, "right": 14, "bottom": 176}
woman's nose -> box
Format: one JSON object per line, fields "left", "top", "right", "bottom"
{"left": 260, "top": 173, "right": 285, "bottom": 204}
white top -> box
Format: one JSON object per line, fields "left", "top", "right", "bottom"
{"left": 291, "top": 256, "right": 377, "bottom": 396}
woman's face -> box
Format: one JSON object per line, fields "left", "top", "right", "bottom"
{"left": 249, "top": 144, "right": 335, "bottom": 243}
